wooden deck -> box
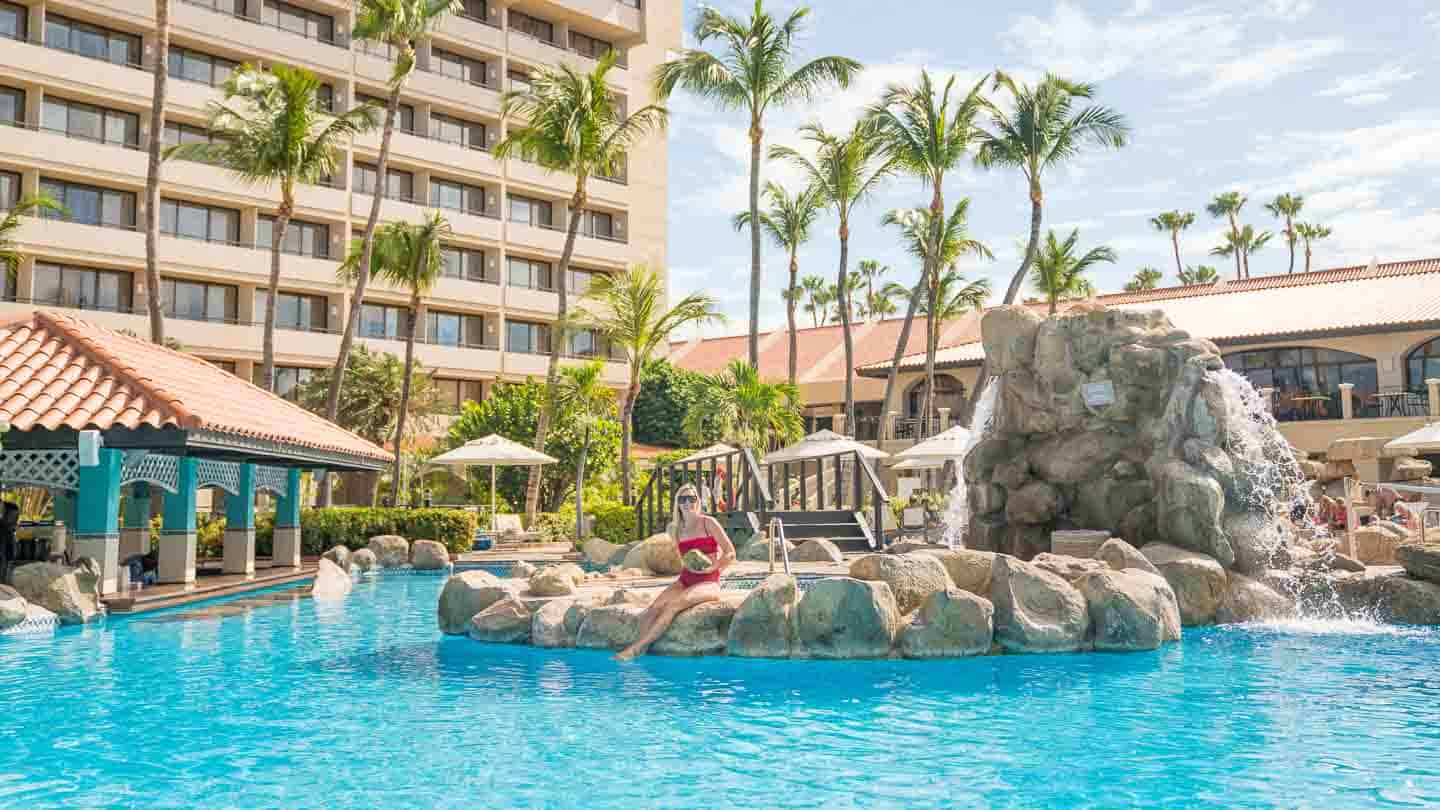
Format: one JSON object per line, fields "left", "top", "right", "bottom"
{"left": 102, "top": 560, "right": 319, "bottom": 614}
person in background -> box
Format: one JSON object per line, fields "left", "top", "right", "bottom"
{"left": 0, "top": 501, "right": 19, "bottom": 584}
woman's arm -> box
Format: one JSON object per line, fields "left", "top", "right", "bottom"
{"left": 707, "top": 516, "right": 737, "bottom": 571}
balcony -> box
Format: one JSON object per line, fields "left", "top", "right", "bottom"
{"left": 572, "top": 232, "right": 630, "bottom": 267}
{"left": 588, "top": 172, "right": 630, "bottom": 207}
{"left": 16, "top": 217, "right": 145, "bottom": 266}
{"left": 163, "top": 159, "right": 350, "bottom": 216}
{"left": 440, "top": 207, "right": 504, "bottom": 243}
{"left": 429, "top": 276, "right": 503, "bottom": 308}
{"left": 0, "top": 35, "right": 152, "bottom": 106}
{"left": 351, "top": 192, "right": 431, "bottom": 229}
{"left": 532, "top": 0, "right": 642, "bottom": 38}
{"left": 507, "top": 29, "right": 571, "bottom": 70}
{"left": 0, "top": 121, "right": 146, "bottom": 183}
{"left": 171, "top": 2, "right": 352, "bottom": 75}
{"left": 353, "top": 128, "right": 501, "bottom": 180}
{"left": 505, "top": 349, "right": 551, "bottom": 378}
{"left": 436, "top": 12, "right": 506, "bottom": 53}
{"left": 406, "top": 68, "right": 502, "bottom": 116}
{"left": 165, "top": 76, "right": 228, "bottom": 116}
{"left": 507, "top": 158, "right": 575, "bottom": 197}
{"left": 506, "top": 284, "right": 559, "bottom": 317}
{"left": 507, "top": 220, "right": 569, "bottom": 255}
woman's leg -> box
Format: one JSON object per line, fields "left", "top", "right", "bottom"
{"left": 615, "top": 584, "right": 721, "bottom": 661}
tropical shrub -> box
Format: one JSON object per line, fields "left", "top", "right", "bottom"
{"left": 297, "top": 507, "right": 477, "bottom": 555}
{"left": 631, "top": 359, "right": 721, "bottom": 447}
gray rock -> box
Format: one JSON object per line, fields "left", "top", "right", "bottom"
{"left": 1397, "top": 544, "right": 1440, "bottom": 585}
{"left": 349, "top": 548, "right": 378, "bottom": 572}
{"left": 436, "top": 570, "right": 506, "bottom": 635}
{"left": 1095, "top": 538, "right": 1160, "bottom": 575}
{"left": 887, "top": 540, "right": 948, "bottom": 555}
{"left": 1214, "top": 573, "right": 1295, "bottom": 624}
{"left": 917, "top": 549, "right": 995, "bottom": 597}
{"left": 795, "top": 578, "right": 901, "bottom": 659}
{"left": 320, "top": 545, "right": 351, "bottom": 572}
{"left": 653, "top": 595, "right": 745, "bottom": 656}
{"left": 898, "top": 589, "right": 994, "bottom": 659}
{"left": 582, "top": 536, "right": 622, "bottom": 566}
{"left": 11, "top": 560, "right": 103, "bottom": 625}
{"left": 467, "top": 595, "right": 532, "bottom": 643}
{"left": 509, "top": 560, "right": 538, "bottom": 579}
{"left": 791, "top": 539, "right": 844, "bottom": 564}
{"left": 0, "top": 584, "right": 28, "bottom": 630}
{"left": 1073, "top": 569, "right": 1182, "bottom": 651}
{"left": 727, "top": 574, "right": 799, "bottom": 658}
{"left": 367, "top": 535, "right": 410, "bottom": 568}
{"left": 410, "top": 539, "right": 450, "bottom": 570}
{"left": 1005, "top": 480, "right": 1063, "bottom": 526}
{"left": 980, "top": 305, "right": 1043, "bottom": 373}
{"left": 1031, "top": 553, "right": 1109, "bottom": 582}
{"left": 622, "top": 533, "right": 682, "bottom": 576}
{"left": 531, "top": 598, "right": 579, "bottom": 648}
{"left": 575, "top": 604, "right": 646, "bottom": 649}
{"left": 528, "top": 567, "right": 578, "bottom": 597}
{"left": 739, "top": 537, "right": 796, "bottom": 562}
{"left": 1154, "top": 461, "right": 1234, "bottom": 567}
{"left": 990, "top": 556, "right": 1090, "bottom": 653}
{"left": 310, "top": 558, "right": 353, "bottom": 600}
{"left": 1029, "top": 431, "right": 1129, "bottom": 485}
{"left": 1223, "top": 511, "right": 1284, "bottom": 574}
{"left": 1141, "top": 543, "right": 1228, "bottom": 626}
{"left": 848, "top": 553, "right": 953, "bottom": 615}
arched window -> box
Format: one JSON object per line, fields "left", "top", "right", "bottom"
{"left": 1222, "top": 347, "right": 1377, "bottom": 421}
{"left": 1406, "top": 336, "right": 1440, "bottom": 392}
{"left": 905, "top": 374, "right": 966, "bottom": 419}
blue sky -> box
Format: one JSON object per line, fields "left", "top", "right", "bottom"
{"left": 664, "top": 0, "right": 1440, "bottom": 339}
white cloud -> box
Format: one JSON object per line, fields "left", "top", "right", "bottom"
{"left": 1124, "top": 0, "right": 1152, "bottom": 16}
{"left": 1317, "top": 63, "right": 1418, "bottom": 107}
{"left": 1191, "top": 37, "right": 1345, "bottom": 99}
{"left": 1262, "top": 0, "right": 1315, "bottom": 21}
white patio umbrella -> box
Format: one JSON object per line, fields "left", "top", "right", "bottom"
{"left": 890, "top": 457, "right": 942, "bottom": 471}
{"left": 428, "top": 434, "right": 557, "bottom": 531}
{"left": 678, "top": 443, "right": 740, "bottom": 463}
{"left": 1385, "top": 423, "right": 1440, "bottom": 456}
{"left": 763, "top": 429, "right": 889, "bottom": 464}
{"left": 895, "top": 424, "right": 973, "bottom": 461}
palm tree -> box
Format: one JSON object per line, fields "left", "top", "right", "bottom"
{"left": 338, "top": 212, "right": 450, "bottom": 505}
{"left": 1206, "top": 192, "right": 1247, "bottom": 279}
{"left": 732, "top": 181, "right": 822, "bottom": 386}
{"left": 325, "top": 0, "right": 462, "bottom": 441}
{"left": 568, "top": 266, "right": 721, "bottom": 503}
{"left": 654, "top": 1, "right": 861, "bottom": 368}
{"left": 854, "top": 260, "right": 890, "bottom": 319}
{"left": 167, "top": 64, "right": 376, "bottom": 392}
{"left": 866, "top": 69, "right": 988, "bottom": 428}
{"left": 881, "top": 200, "right": 993, "bottom": 426}
{"left": 1149, "top": 210, "right": 1195, "bottom": 276}
{"left": 683, "top": 359, "right": 804, "bottom": 454}
{"left": 800, "top": 274, "right": 828, "bottom": 327}
{"left": 144, "top": 0, "right": 172, "bottom": 345}
{"left": 497, "top": 53, "right": 668, "bottom": 523}
{"left": 920, "top": 268, "right": 990, "bottom": 424}
{"left": 867, "top": 284, "right": 899, "bottom": 318}
{"left": 1211, "top": 225, "right": 1272, "bottom": 278}
{"left": 772, "top": 122, "right": 894, "bottom": 432}
{"left": 0, "top": 195, "right": 62, "bottom": 298}
{"left": 1265, "top": 193, "right": 1305, "bottom": 273}
{"left": 554, "top": 360, "right": 616, "bottom": 539}
{"left": 1178, "top": 265, "right": 1219, "bottom": 285}
{"left": 1125, "top": 267, "right": 1163, "bottom": 292}
{"left": 1295, "top": 222, "right": 1333, "bottom": 273}
{"left": 1032, "top": 229, "right": 1117, "bottom": 314}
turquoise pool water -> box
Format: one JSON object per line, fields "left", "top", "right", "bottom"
{"left": 5, "top": 575, "right": 1440, "bottom": 808}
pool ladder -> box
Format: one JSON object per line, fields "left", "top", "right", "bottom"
{"left": 767, "top": 517, "right": 792, "bottom": 576}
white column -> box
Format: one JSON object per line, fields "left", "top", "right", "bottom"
{"left": 938, "top": 407, "right": 952, "bottom": 431}
{"left": 1260, "top": 387, "right": 1276, "bottom": 415}
{"left": 1428, "top": 379, "right": 1439, "bottom": 419}
{"left": 1338, "top": 383, "right": 1355, "bottom": 420}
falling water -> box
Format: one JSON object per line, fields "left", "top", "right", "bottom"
{"left": 942, "top": 378, "right": 1000, "bottom": 548}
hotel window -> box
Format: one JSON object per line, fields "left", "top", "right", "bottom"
{"left": 507, "top": 70, "right": 533, "bottom": 93}
{"left": 357, "top": 94, "right": 414, "bottom": 132}
{"left": 426, "top": 310, "right": 485, "bottom": 348}
{"left": 359, "top": 301, "right": 406, "bottom": 340}
{"left": 256, "top": 290, "right": 328, "bottom": 332}
{"left": 1222, "top": 348, "right": 1377, "bottom": 421}
{"left": 355, "top": 36, "right": 401, "bottom": 61}
{"left": 568, "top": 328, "right": 602, "bottom": 358}
{"left": 0, "top": 171, "right": 19, "bottom": 210}
{"left": 316, "top": 83, "right": 335, "bottom": 113}
{"left": 582, "top": 210, "right": 617, "bottom": 240}
{"left": 160, "top": 199, "right": 241, "bottom": 244}
{"left": 506, "top": 256, "right": 552, "bottom": 290}
{"left": 186, "top": 0, "right": 248, "bottom": 13}
{"left": 168, "top": 46, "right": 238, "bottom": 87}
{"left": 207, "top": 358, "right": 239, "bottom": 375}
{"left": 459, "top": 0, "right": 490, "bottom": 23}
{"left": 41, "top": 97, "right": 140, "bottom": 148}
{"left": 429, "top": 112, "right": 486, "bottom": 150}
{"left": 45, "top": 15, "right": 142, "bottom": 66}
{"left": 0, "top": 86, "right": 24, "bottom": 126}
{"left": 353, "top": 163, "right": 414, "bottom": 201}
{"left": 33, "top": 263, "right": 133, "bottom": 312}
{"left": 509, "top": 10, "right": 554, "bottom": 43}
{"left": 568, "top": 268, "right": 605, "bottom": 295}
{"left": 441, "top": 245, "right": 490, "bottom": 282}
{"left": 258, "top": 216, "right": 331, "bottom": 258}
{"left": 163, "top": 121, "right": 221, "bottom": 148}
{"left": 40, "top": 179, "right": 137, "bottom": 230}
{"left": 433, "top": 378, "right": 484, "bottom": 413}
{"left": 506, "top": 320, "right": 550, "bottom": 354}
{"left": 0, "top": 1, "right": 26, "bottom": 42}
{"left": 432, "top": 49, "right": 487, "bottom": 86}
{"left": 1407, "top": 338, "right": 1440, "bottom": 394}
{"left": 571, "top": 31, "right": 620, "bottom": 63}
{"left": 259, "top": 366, "right": 315, "bottom": 400}
{"left": 508, "top": 194, "right": 553, "bottom": 228}
{"left": 160, "top": 278, "right": 237, "bottom": 323}
{"left": 430, "top": 178, "right": 485, "bottom": 215}
{"left": 262, "top": 1, "right": 336, "bottom": 44}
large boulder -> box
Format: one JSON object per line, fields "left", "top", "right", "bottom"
{"left": 467, "top": 595, "right": 533, "bottom": 643}
{"left": 310, "top": 558, "right": 353, "bottom": 600}
{"left": 1141, "top": 543, "right": 1228, "bottom": 626}
{"left": 1028, "top": 431, "right": 1129, "bottom": 485}
{"left": 1214, "top": 573, "right": 1294, "bottom": 624}
{"left": 653, "top": 595, "right": 745, "bottom": 656}
{"left": 349, "top": 548, "right": 378, "bottom": 572}
{"left": 1005, "top": 480, "right": 1063, "bottom": 526}
{"left": 582, "top": 536, "right": 622, "bottom": 566}
{"left": 1397, "top": 544, "right": 1440, "bottom": 585}
{"left": 791, "top": 539, "right": 844, "bottom": 564}
{"left": 1222, "top": 511, "right": 1284, "bottom": 574}
{"left": 898, "top": 589, "right": 994, "bottom": 659}
{"left": 528, "top": 567, "right": 578, "bottom": 597}
{"left": 531, "top": 597, "right": 579, "bottom": 648}
{"left": 848, "top": 553, "right": 952, "bottom": 615}
{"left": 989, "top": 556, "right": 1090, "bottom": 653}
{"left": 795, "top": 578, "right": 901, "bottom": 659}
{"left": 1379, "top": 576, "right": 1440, "bottom": 625}
{"left": 1073, "top": 569, "right": 1181, "bottom": 651}
{"left": 727, "top": 574, "right": 800, "bottom": 658}
{"left": 1095, "top": 538, "right": 1159, "bottom": 575}
{"left": 509, "top": 561, "right": 538, "bottom": 580}
{"left": 918, "top": 549, "right": 995, "bottom": 596}
{"left": 575, "top": 604, "right": 646, "bottom": 649}
{"left": 1031, "top": 553, "right": 1109, "bottom": 583}
{"left": 321, "top": 545, "right": 351, "bottom": 572}
{"left": 739, "top": 538, "right": 796, "bottom": 562}
{"left": 981, "top": 305, "right": 1043, "bottom": 373}
{"left": 436, "top": 570, "right": 507, "bottom": 635}
{"left": 0, "top": 584, "right": 28, "bottom": 630}
{"left": 410, "top": 540, "right": 450, "bottom": 570}
{"left": 622, "top": 533, "right": 682, "bottom": 576}
{"left": 368, "top": 535, "right": 410, "bottom": 568}
{"left": 1154, "top": 461, "right": 1233, "bottom": 567}
{"left": 550, "top": 563, "right": 587, "bottom": 587}
{"left": 11, "top": 560, "right": 104, "bottom": 625}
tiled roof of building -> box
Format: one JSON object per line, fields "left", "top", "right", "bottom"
{"left": 859, "top": 257, "right": 1440, "bottom": 374}
{"left": 0, "top": 311, "right": 390, "bottom": 465}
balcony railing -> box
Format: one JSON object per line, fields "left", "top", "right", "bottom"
{"left": 4, "top": 118, "right": 144, "bottom": 151}
{"left": 179, "top": 1, "right": 349, "bottom": 49}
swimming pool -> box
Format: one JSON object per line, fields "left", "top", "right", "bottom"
{"left": 5, "top": 575, "right": 1439, "bottom": 808}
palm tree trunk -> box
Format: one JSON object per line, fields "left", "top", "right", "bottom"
{"left": 391, "top": 292, "right": 420, "bottom": 506}
{"left": 1304, "top": 243, "right": 1312, "bottom": 273}
{"left": 1286, "top": 218, "right": 1296, "bottom": 274}
{"left": 1242, "top": 245, "right": 1251, "bottom": 279}
{"left": 747, "top": 124, "right": 762, "bottom": 368}
{"left": 1171, "top": 230, "right": 1182, "bottom": 277}
{"left": 144, "top": 0, "right": 170, "bottom": 345}
{"left": 921, "top": 280, "right": 935, "bottom": 432}
{"left": 620, "top": 378, "right": 638, "bottom": 505}
{"left": 1228, "top": 214, "right": 1242, "bottom": 280}
{"left": 575, "top": 425, "right": 589, "bottom": 539}
{"left": 837, "top": 223, "right": 855, "bottom": 434}
{"left": 524, "top": 184, "right": 584, "bottom": 522}
{"left": 261, "top": 203, "right": 291, "bottom": 391}
{"left": 787, "top": 253, "right": 798, "bottom": 388}
{"left": 1001, "top": 183, "right": 1044, "bottom": 305}
{"left": 880, "top": 277, "right": 924, "bottom": 436}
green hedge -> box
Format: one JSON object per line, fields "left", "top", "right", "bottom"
{"left": 297, "top": 508, "right": 478, "bottom": 555}
{"left": 547, "top": 499, "right": 637, "bottom": 547}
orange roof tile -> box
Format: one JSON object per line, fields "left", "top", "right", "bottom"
{"left": 0, "top": 311, "right": 389, "bottom": 466}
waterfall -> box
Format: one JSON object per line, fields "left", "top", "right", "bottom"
{"left": 942, "top": 378, "right": 1000, "bottom": 548}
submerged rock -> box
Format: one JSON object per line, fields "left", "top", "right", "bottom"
{"left": 1073, "top": 569, "right": 1181, "bottom": 651}
{"left": 1141, "top": 543, "right": 1228, "bottom": 626}
{"left": 990, "top": 556, "right": 1090, "bottom": 653}
{"left": 795, "top": 578, "right": 901, "bottom": 659}
{"left": 848, "top": 553, "right": 952, "bottom": 615}
{"left": 310, "top": 558, "right": 353, "bottom": 600}
{"left": 727, "top": 574, "right": 800, "bottom": 659}
{"left": 898, "top": 589, "right": 994, "bottom": 659}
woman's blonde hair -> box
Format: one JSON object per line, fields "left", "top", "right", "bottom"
{"left": 668, "top": 483, "right": 701, "bottom": 538}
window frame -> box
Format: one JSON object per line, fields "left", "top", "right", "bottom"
{"left": 32, "top": 262, "right": 134, "bottom": 313}
{"left": 39, "top": 177, "right": 138, "bottom": 230}
{"left": 160, "top": 276, "right": 238, "bottom": 323}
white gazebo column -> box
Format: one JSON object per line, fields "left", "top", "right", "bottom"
{"left": 160, "top": 458, "right": 198, "bottom": 585}
{"left": 1428, "top": 379, "right": 1440, "bottom": 418}
{"left": 938, "top": 407, "right": 952, "bottom": 431}
{"left": 223, "top": 463, "right": 258, "bottom": 576}
{"left": 1338, "top": 383, "right": 1355, "bottom": 420}
{"left": 271, "top": 469, "right": 303, "bottom": 569}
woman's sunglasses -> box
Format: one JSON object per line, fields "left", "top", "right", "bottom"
{"left": 677, "top": 495, "right": 699, "bottom": 505}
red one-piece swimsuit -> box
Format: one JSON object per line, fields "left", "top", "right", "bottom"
{"left": 676, "top": 533, "right": 721, "bottom": 589}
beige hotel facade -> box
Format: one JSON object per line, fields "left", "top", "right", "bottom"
{"left": 0, "top": 0, "right": 680, "bottom": 413}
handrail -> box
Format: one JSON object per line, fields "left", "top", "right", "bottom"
{"left": 767, "top": 517, "right": 791, "bottom": 576}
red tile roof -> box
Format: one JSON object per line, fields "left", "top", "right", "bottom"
{"left": 0, "top": 311, "right": 389, "bottom": 465}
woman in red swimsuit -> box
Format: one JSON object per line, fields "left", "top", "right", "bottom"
{"left": 615, "top": 483, "right": 736, "bottom": 661}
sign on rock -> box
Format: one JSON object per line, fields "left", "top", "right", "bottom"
{"left": 1082, "top": 381, "right": 1116, "bottom": 408}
